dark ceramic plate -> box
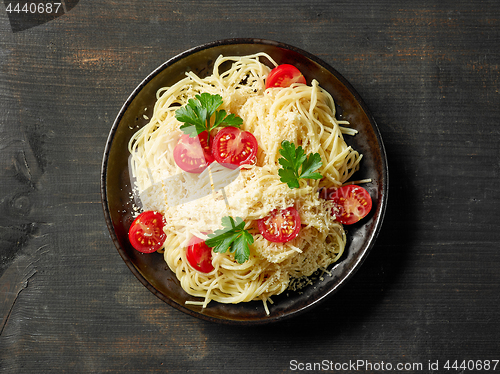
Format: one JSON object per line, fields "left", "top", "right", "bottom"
{"left": 101, "top": 39, "right": 388, "bottom": 325}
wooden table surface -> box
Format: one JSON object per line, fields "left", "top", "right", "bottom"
{"left": 1, "top": 1, "right": 499, "bottom": 373}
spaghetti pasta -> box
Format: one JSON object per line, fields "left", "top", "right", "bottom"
{"left": 127, "top": 53, "right": 362, "bottom": 313}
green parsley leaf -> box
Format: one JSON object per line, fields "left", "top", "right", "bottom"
{"left": 176, "top": 101, "right": 208, "bottom": 137}
{"left": 175, "top": 93, "right": 242, "bottom": 138}
{"left": 299, "top": 152, "right": 323, "bottom": 179}
{"left": 231, "top": 230, "right": 254, "bottom": 264}
{"left": 205, "top": 216, "right": 254, "bottom": 264}
{"left": 213, "top": 110, "right": 243, "bottom": 129}
{"left": 278, "top": 140, "right": 323, "bottom": 189}
{"left": 197, "top": 92, "right": 223, "bottom": 117}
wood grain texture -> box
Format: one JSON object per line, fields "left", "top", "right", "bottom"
{"left": 0, "top": 0, "right": 499, "bottom": 372}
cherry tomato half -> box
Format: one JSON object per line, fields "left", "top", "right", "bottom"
{"left": 186, "top": 236, "right": 214, "bottom": 273}
{"left": 173, "top": 131, "right": 214, "bottom": 173}
{"left": 258, "top": 207, "right": 301, "bottom": 243}
{"left": 128, "top": 211, "right": 166, "bottom": 253}
{"left": 327, "top": 185, "right": 372, "bottom": 225}
{"left": 265, "top": 64, "right": 306, "bottom": 89}
{"left": 212, "top": 127, "right": 258, "bottom": 168}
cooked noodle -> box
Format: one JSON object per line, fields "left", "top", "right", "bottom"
{"left": 128, "top": 53, "right": 362, "bottom": 313}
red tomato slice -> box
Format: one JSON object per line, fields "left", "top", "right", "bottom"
{"left": 173, "top": 131, "right": 214, "bottom": 173}
{"left": 186, "top": 236, "right": 214, "bottom": 273}
{"left": 212, "top": 127, "right": 258, "bottom": 167}
{"left": 128, "top": 211, "right": 166, "bottom": 253}
{"left": 327, "top": 185, "right": 372, "bottom": 225}
{"left": 258, "top": 207, "right": 301, "bottom": 243}
{"left": 265, "top": 64, "right": 306, "bottom": 89}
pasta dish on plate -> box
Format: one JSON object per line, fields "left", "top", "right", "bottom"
{"left": 126, "top": 53, "right": 372, "bottom": 314}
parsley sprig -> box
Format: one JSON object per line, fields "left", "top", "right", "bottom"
{"left": 175, "top": 93, "right": 243, "bottom": 139}
{"left": 278, "top": 140, "right": 323, "bottom": 189}
{"left": 205, "top": 216, "right": 254, "bottom": 264}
